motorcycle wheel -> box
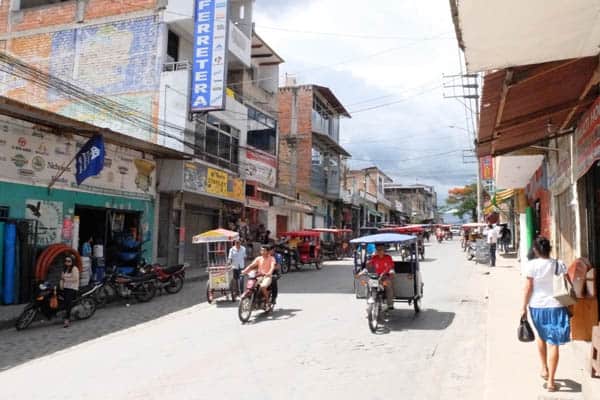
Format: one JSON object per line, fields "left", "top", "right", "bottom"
{"left": 280, "top": 260, "right": 290, "bottom": 274}
{"left": 367, "top": 299, "right": 381, "bottom": 333}
{"left": 165, "top": 275, "right": 184, "bottom": 294}
{"left": 206, "top": 282, "right": 214, "bottom": 304}
{"left": 15, "top": 306, "right": 37, "bottom": 331}
{"left": 134, "top": 281, "right": 157, "bottom": 302}
{"left": 414, "top": 297, "right": 422, "bottom": 313}
{"left": 75, "top": 297, "right": 97, "bottom": 320}
{"left": 420, "top": 252, "right": 425, "bottom": 261}
{"left": 238, "top": 294, "right": 253, "bottom": 323}
{"left": 315, "top": 260, "right": 322, "bottom": 270}
{"left": 94, "top": 286, "right": 110, "bottom": 307}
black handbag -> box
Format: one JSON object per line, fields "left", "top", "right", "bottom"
{"left": 518, "top": 316, "right": 535, "bottom": 342}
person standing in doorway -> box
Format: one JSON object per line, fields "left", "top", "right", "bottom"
{"left": 228, "top": 240, "right": 246, "bottom": 295}
{"left": 521, "top": 237, "right": 570, "bottom": 392}
{"left": 60, "top": 256, "right": 79, "bottom": 328}
{"left": 486, "top": 223, "right": 499, "bottom": 267}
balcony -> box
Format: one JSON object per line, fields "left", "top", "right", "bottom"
{"left": 311, "top": 165, "right": 327, "bottom": 194}
{"left": 311, "top": 111, "right": 340, "bottom": 141}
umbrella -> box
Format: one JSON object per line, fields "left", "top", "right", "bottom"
{"left": 192, "top": 228, "right": 239, "bottom": 244}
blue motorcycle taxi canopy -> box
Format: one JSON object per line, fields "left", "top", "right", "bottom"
{"left": 350, "top": 233, "right": 416, "bottom": 245}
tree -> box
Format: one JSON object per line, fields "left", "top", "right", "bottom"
{"left": 446, "top": 183, "right": 477, "bottom": 221}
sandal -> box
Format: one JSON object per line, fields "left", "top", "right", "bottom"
{"left": 543, "top": 382, "right": 557, "bottom": 392}
{"left": 540, "top": 372, "right": 549, "bottom": 380}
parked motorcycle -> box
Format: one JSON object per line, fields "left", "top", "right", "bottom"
{"left": 238, "top": 271, "right": 276, "bottom": 323}
{"left": 94, "top": 268, "right": 157, "bottom": 306}
{"left": 142, "top": 263, "right": 186, "bottom": 294}
{"left": 15, "top": 282, "right": 100, "bottom": 330}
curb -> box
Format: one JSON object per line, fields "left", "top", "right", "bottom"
{"left": 0, "top": 273, "right": 210, "bottom": 332}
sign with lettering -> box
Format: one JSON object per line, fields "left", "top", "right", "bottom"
{"left": 575, "top": 96, "right": 600, "bottom": 179}
{"left": 183, "top": 162, "right": 245, "bottom": 202}
{"left": 190, "top": 0, "right": 229, "bottom": 112}
{"left": 75, "top": 135, "right": 105, "bottom": 185}
{"left": 241, "top": 149, "right": 277, "bottom": 188}
{"left": 480, "top": 155, "right": 494, "bottom": 180}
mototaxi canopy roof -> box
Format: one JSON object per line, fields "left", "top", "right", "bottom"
{"left": 192, "top": 228, "right": 239, "bottom": 244}
{"left": 280, "top": 230, "right": 321, "bottom": 238}
{"left": 350, "top": 233, "right": 416, "bottom": 245}
{"left": 310, "top": 228, "right": 353, "bottom": 233}
{"left": 379, "top": 226, "right": 424, "bottom": 234}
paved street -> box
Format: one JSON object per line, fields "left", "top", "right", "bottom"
{"left": 0, "top": 239, "right": 489, "bottom": 400}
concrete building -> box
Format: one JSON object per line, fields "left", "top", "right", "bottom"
{"left": 384, "top": 184, "right": 438, "bottom": 224}
{"left": 0, "top": 0, "right": 287, "bottom": 269}
{"left": 278, "top": 82, "right": 351, "bottom": 228}
{"left": 345, "top": 167, "right": 394, "bottom": 228}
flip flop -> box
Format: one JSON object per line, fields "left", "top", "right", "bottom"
{"left": 543, "top": 382, "right": 557, "bottom": 392}
{"left": 540, "top": 373, "right": 549, "bottom": 380}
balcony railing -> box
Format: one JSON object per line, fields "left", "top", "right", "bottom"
{"left": 163, "top": 61, "right": 190, "bottom": 72}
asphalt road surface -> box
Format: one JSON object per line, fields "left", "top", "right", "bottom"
{"left": 0, "top": 238, "right": 489, "bottom": 400}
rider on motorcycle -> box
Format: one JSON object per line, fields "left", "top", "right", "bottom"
{"left": 367, "top": 244, "right": 395, "bottom": 310}
{"left": 242, "top": 245, "right": 276, "bottom": 309}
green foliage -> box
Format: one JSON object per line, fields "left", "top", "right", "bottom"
{"left": 446, "top": 183, "right": 477, "bottom": 221}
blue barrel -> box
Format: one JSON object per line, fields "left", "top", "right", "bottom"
{"left": 3, "top": 223, "right": 16, "bottom": 304}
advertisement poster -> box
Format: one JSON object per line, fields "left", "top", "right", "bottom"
{"left": 241, "top": 149, "right": 277, "bottom": 188}
{"left": 25, "top": 200, "right": 63, "bottom": 246}
{"left": 183, "top": 162, "right": 245, "bottom": 203}
{"left": 575, "top": 96, "right": 600, "bottom": 179}
{"left": 480, "top": 156, "right": 494, "bottom": 180}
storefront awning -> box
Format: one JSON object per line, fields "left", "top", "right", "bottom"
{"left": 257, "top": 186, "right": 296, "bottom": 201}
{"left": 0, "top": 96, "right": 189, "bottom": 160}
{"left": 450, "top": 0, "right": 600, "bottom": 73}
{"left": 477, "top": 57, "right": 599, "bottom": 157}
{"left": 495, "top": 155, "right": 544, "bottom": 189}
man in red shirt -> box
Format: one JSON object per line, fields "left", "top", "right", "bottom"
{"left": 367, "top": 244, "right": 395, "bottom": 310}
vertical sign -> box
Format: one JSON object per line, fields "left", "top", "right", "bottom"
{"left": 480, "top": 155, "right": 494, "bottom": 180}
{"left": 190, "top": 0, "right": 229, "bottom": 112}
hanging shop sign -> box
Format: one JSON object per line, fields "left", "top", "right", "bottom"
{"left": 183, "top": 162, "right": 245, "bottom": 203}
{"left": 0, "top": 119, "right": 156, "bottom": 199}
{"left": 575, "top": 96, "right": 600, "bottom": 179}
{"left": 25, "top": 200, "right": 63, "bottom": 246}
{"left": 241, "top": 149, "right": 277, "bottom": 188}
{"left": 480, "top": 155, "right": 494, "bottom": 180}
{"left": 190, "top": 0, "right": 229, "bottom": 112}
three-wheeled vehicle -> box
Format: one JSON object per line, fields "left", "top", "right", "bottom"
{"left": 310, "top": 228, "right": 353, "bottom": 260}
{"left": 379, "top": 225, "right": 426, "bottom": 260}
{"left": 351, "top": 233, "right": 424, "bottom": 333}
{"left": 461, "top": 222, "right": 486, "bottom": 251}
{"left": 280, "top": 231, "right": 323, "bottom": 270}
{"left": 192, "top": 228, "right": 239, "bottom": 303}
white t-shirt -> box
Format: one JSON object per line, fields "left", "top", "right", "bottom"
{"left": 526, "top": 258, "right": 567, "bottom": 308}
{"left": 486, "top": 228, "right": 499, "bottom": 244}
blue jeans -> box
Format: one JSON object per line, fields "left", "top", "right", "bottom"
{"left": 232, "top": 268, "right": 243, "bottom": 294}
{"left": 489, "top": 244, "right": 496, "bottom": 267}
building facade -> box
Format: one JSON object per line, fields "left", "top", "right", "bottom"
{"left": 384, "top": 184, "right": 438, "bottom": 224}
{"left": 346, "top": 167, "right": 394, "bottom": 228}
{"left": 278, "top": 83, "right": 351, "bottom": 229}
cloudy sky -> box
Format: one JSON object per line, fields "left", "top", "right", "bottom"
{"left": 253, "top": 0, "right": 478, "bottom": 206}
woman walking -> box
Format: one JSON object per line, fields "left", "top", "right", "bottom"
{"left": 521, "top": 237, "right": 570, "bottom": 392}
{"left": 61, "top": 255, "right": 80, "bottom": 328}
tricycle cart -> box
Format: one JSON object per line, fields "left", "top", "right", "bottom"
{"left": 350, "top": 233, "right": 424, "bottom": 333}
{"left": 280, "top": 231, "right": 323, "bottom": 270}
{"left": 192, "top": 228, "right": 239, "bottom": 303}
{"left": 310, "top": 228, "right": 353, "bottom": 260}
{"left": 379, "top": 225, "right": 426, "bottom": 260}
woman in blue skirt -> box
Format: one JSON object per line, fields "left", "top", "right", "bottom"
{"left": 521, "top": 237, "right": 570, "bottom": 392}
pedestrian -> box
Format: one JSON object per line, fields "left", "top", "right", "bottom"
{"left": 486, "top": 223, "right": 498, "bottom": 266}
{"left": 60, "top": 255, "right": 79, "bottom": 328}
{"left": 81, "top": 237, "right": 93, "bottom": 257}
{"left": 227, "top": 240, "right": 246, "bottom": 295}
{"left": 521, "top": 236, "right": 570, "bottom": 393}
{"left": 263, "top": 230, "right": 271, "bottom": 245}
{"left": 500, "top": 225, "right": 511, "bottom": 253}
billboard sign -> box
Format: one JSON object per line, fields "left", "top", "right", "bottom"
{"left": 190, "top": 0, "right": 229, "bottom": 112}
{"left": 480, "top": 155, "right": 494, "bottom": 180}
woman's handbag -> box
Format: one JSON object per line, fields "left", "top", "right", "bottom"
{"left": 518, "top": 316, "right": 535, "bottom": 342}
{"left": 49, "top": 287, "right": 59, "bottom": 309}
{"left": 553, "top": 260, "right": 577, "bottom": 307}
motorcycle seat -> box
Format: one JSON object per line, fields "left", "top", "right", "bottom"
{"left": 163, "top": 265, "right": 185, "bottom": 274}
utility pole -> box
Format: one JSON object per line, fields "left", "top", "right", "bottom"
{"left": 443, "top": 72, "right": 482, "bottom": 221}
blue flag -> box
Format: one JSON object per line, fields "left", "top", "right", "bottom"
{"left": 75, "top": 135, "right": 105, "bottom": 185}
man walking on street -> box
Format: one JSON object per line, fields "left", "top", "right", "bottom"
{"left": 228, "top": 240, "right": 246, "bottom": 295}
{"left": 486, "top": 224, "right": 499, "bottom": 267}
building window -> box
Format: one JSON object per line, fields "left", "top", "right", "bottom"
{"left": 167, "top": 30, "right": 180, "bottom": 63}
{"left": 20, "top": 0, "right": 69, "bottom": 10}
{"left": 194, "top": 116, "right": 240, "bottom": 172}
{"left": 247, "top": 106, "right": 277, "bottom": 155}
{"left": 312, "top": 147, "right": 322, "bottom": 165}
{"left": 378, "top": 177, "right": 384, "bottom": 194}
{"left": 0, "top": 206, "right": 8, "bottom": 218}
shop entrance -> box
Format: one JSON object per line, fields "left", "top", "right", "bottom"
{"left": 582, "top": 165, "right": 600, "bottom": 311}
{"left": 75, "top": 205, "right": 142, "bottom": 268}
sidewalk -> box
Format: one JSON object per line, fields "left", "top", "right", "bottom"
{"left": 0, "top": 267, "right": 208, "bottom": 331}
{"left": 483, "top": 252, "right": 599, "bottom": 400}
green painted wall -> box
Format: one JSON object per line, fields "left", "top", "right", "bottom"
{"left": 0, "top": 181, "right": 154, "bottom": 255}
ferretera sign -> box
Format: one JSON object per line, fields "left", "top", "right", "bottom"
{"left": 190, "top": 0, "right": 229, "bottom": 112}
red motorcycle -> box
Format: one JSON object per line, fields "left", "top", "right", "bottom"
{"left": 143, "top": 263, "right": 187, "bottom": 294}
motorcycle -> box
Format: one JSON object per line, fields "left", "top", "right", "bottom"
{"left": 15, "top": 282, "right": 100, "bottom": 330}
{"left": 238, "top": 271, "right": 276, "bottom": 323}
{"left": 94, "top": 268, "right": 157, "bottom": 306}
{"left": 467, "top": 242, "right": 476, "bottom": 260}
{"left": 273, "top": 243, "right": 293, "bottom": 274}
{"left": 436, "top": 232, "right": 444, "bottom": 243}
{"left": 365, "top": 272, "right": 391, "bottom": 333}
{"left": 143, "top": 263, "right": 186, "bottom": 294}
